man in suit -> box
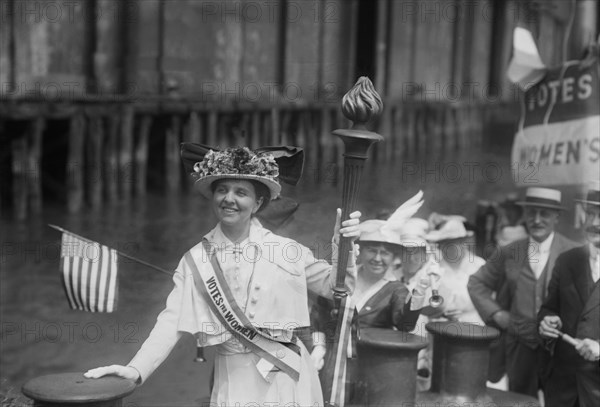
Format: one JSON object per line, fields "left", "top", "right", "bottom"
{"left": 468, "top": 187, "right": 577, "bottom": 397}
{"left": 539, "top": 183, "right": 600, "bottom": 407}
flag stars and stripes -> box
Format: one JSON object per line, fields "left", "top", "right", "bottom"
{"left": 60, "top": 233, "right": 119, "bottom": 313}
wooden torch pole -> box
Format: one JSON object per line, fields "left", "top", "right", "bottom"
{"left": 321, "top": 77, "right": 384, "bottom": 406}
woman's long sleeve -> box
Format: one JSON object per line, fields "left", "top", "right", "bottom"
{"left": 127, "top": 268, "right": 185, "bottom": 384}
{"left": 303, "top": 242, "right": 356, "bottom": 298}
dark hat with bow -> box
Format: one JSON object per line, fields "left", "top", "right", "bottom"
{"left": 180, "top": 142, "right": 305, "bottom": 229}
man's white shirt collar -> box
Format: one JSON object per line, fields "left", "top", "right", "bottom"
{"left": 529, "top": 232, "right": 554, "bottom": 253}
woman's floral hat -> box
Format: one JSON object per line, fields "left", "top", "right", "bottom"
{"left": 190, "top": 146, "right": 281, "bottom": 199}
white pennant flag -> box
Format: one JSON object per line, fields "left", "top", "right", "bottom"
{"left": 507, "top": 27, "right": 547, "bottom": 91}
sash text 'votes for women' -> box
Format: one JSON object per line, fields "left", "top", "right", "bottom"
{"left": 206, "top": 276, "right": 257, "bottom": 341}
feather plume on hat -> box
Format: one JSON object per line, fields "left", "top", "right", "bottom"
{"left": 382, "top": 191, "right": 424, "bottom": 232}
{"left": 359, "top": 191, "right": 425, "bottom": 245}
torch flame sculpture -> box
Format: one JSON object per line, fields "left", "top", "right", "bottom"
{"left": 321, "top": 77, "right": 383, "bottom": 407}
{"left": 341, "top": 77, "right": 384, "bottom": 129}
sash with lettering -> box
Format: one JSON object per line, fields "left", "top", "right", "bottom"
{"left": 184, "top": 240, "right": 302, "bottom": 382}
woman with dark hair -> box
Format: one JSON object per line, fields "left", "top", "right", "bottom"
{"left": 85, "top": 146, "right": 361, "bottom": 406}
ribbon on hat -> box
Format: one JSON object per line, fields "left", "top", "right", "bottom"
{"left": 180, "top": 142, "right": 304, "bottom": 186}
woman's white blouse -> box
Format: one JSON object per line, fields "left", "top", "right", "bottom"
{"left": 128, "top": 218, "right": 356, "bottom": 383}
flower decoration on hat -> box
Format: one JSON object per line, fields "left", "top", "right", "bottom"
{"left": 192, "top": 147, "right": 279, "bottom": 180}
{"left": 190, "top": 146, "right": 282, "bottom": 200}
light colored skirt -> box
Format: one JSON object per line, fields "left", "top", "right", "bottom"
{"left": 211, "top": 339, "right": 323, "bottom": 406}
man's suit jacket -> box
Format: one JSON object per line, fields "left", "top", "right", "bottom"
{"left": 468, "top": 233, "right": 577, "bottom": 346}
{"left": 538, "top": 246, "right": 600, "bottom": 407}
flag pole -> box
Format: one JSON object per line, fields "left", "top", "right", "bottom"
{"left": 48, "top": 224, "right": 173, "bottom": 276}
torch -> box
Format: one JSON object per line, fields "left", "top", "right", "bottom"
{"left": 320, "top": 77, "right": 383, "bottom": 407}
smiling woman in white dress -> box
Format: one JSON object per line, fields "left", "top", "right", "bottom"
{"left": 84, "top": 145, "right": 361, "bottom": 406}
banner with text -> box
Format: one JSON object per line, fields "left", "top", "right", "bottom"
{"left": 511, "top": 57, "right": 599, "bottom": 186}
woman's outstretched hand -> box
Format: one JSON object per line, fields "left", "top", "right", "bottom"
{"left": 333, "top": 208, "right": 362, "bottom": 245}
{"left": 84, "top": 365, "right": 140, "bottom": 382}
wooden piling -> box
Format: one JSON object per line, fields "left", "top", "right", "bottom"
{"left": 279, "top": 110, "right": 291, "bottom": 146}
{"left": 28, "top": 117, "right": 45, "bottom": 214}
{"left": 297, "top": 110, "right": 314, "bottom": 183}
{"left": 320, "top": 107, "right": 332, "bottom": 166}
{"left": 250, "top": 110, "right": 261, "bottom": 150}
{"left": 67, "top": 114, "right": 86, "bottom": 213}
{"left": 134, "top": 115, "right": 152, "bottom": 197}
{"left": 105, "top": 115, "right": 120, "bottom": 203}
{"left": 380, "top": 108, "right": 393, "bottom": 163}
{"left": 333, "top": 106, "right": 344, "bottom": 178}
{"left": 416, "top": 108, "right": 427, "bottom": 157}
{"left": 119, "top": 106, "right": 135, "bottom": 202}
{"left": 165, "top": 115, "right": 182, "bottom": 192}
{"left": 237, "top": 113, "right": 251, "bottom": 147}
{"left": 185, "top": 111, "right": 201, "bottom": 143}
{"left": 207, "top": 111, "right": 218, "bottom": 147}
{"left": 406, "top": 105, "right": 417, "bottom": 158}
{"left": 431, "top": 105, "right": 443, "bottom": 157}
{"left": 296, "top": 110, "right": 308, "bottom": 159}
{"left": 12, "top": 132, "right": 28, "bottom": 220}
{"left": 270, "top": 107, "right": 280, "bottom": 145}
{"left": 87, "top": 116, "right": 104, "bottom": 209}
{"left": 393, "top": 106, "right": 404, "bottom": 158}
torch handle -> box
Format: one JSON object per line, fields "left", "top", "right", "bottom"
{"left": 334, "top": 155, "right": 369, "bottom": 293}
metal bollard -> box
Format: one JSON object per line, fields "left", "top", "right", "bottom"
{"left": 22, "top": 372, "right": 136, "bottom": 407}
{"left": 417, "top": 321, "right": 540, "bottom": 406}
{"left": 356, "top": 328, "right": 428, "bottom": 406}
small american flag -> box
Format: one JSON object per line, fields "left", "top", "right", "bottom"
{"left": 60, "top": 233, "right": 119, "bottom": 312}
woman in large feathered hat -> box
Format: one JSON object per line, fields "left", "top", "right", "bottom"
{"left": 85, "top": 143, "right": 361, "bottom": 406}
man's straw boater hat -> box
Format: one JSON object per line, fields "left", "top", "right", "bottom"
{"left": 516, "top": 187, "right": 566, "bottom": 211}
{"left": 575, "top": 181, "right": 600, "bottom": 207}
{"left": 180, "top": 143, "right": 304, "bottom": 200}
